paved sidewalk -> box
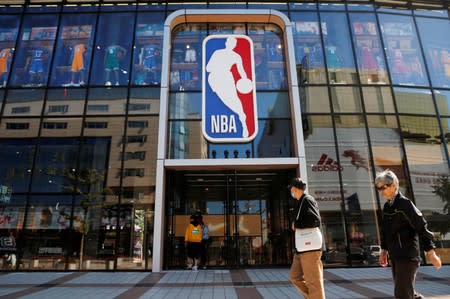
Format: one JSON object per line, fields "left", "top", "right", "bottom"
{"left": 0, "top": 266, "right": 449, "bottom": 299}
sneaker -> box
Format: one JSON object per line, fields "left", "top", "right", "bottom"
{"left": 105, "top": 81, "right": 112, "bottom": 86}
{"left": 115, "top": 82, "right": 120, "bottom": 86}
{"left": 202, "top": 266, "right": 207, "bottom": 270}
{"left": 192, "top": 265, "right": 198, "bottom": 271}
{"left": 186, "top": 263, "right": 192, "bottom": 270}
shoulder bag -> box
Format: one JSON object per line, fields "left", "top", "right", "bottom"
{"left": 295, "top": 197, "right": 323, "bottom": 252}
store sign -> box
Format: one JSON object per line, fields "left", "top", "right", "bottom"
{"left": 202, "top": 35, "right": 258, "bottom": 143}
{"left": 312, "top": 153, "right": 343, "bottom": 172}
{"left": 0, "top": 185, "right": 12, "bottom": 203}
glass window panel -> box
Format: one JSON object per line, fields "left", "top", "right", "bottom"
{"left": 414, "top": 9, "right": 448, "bottom": 18}
{"left": 46, "top": 88, "right": 86, "bottom": 115}
{"left": 129, "top": 87, "right": 160, "bottom": 115}
{"left": 441, "top": 117, "right": 450, "bottom": 156}
{"left": 347, "top": 4, "right": 374, "bottom": 11}
{"left": 4, "top": 88, "right": 45, "bottom": 116}
{"left": 349, "top": 13, "right": 389, "bottom": 84}
{"left": 399, "top": 115, "right": 449, "bottom": 221}
{"left": 132, "top": 12, "right": 164, "bottom": 86}
{"left": 300, "top": 86, "right": 330, "bottom": 113}
{"left": 63, "top": 4, "right": 99, "bottom": 13}
{"left": 319, "top": 3, "right": 345, "bottom": 11}
{"left": 256, "top": 92, "right": 290, "bottom": 118}
{"left": 87, "top": 87, "right": 127, "bottom": 115}
{"left": 435, "top": 90, "right": 450, "bottom": 116}
{"left": 394, "top": 87, "right": 435, "bottom": 115}
{"left": 90, "top": 13, "right": 135, "bottom": 86}
{"left": 303, "top": 115, "right": 346, "bottom": 265}
{"left": 335, "top": 115, "right": 380, "bottom": 256}
{"left": 170, "top": 23, "right": 206, "bottom": 91}
{"left": 367, "top": 115, "right": 409, "bottom": 191}
{"left": 0, "top": 139, "right": 36, "bottom": 193}
{"left": 291, "top": 12, "right": 326, "bottom": 84}
{"left": 0, "top": 118, "right": 40, "bottom": 138}
{"left": 320, "top": 12, "right": 358, "bottom": 84}
{"left": 10, "top": 15, "right": 58, "bottom": 87}
{"left": 0, "top": 15, "right": 20, "bottom": 88}
{"left": 363, "top": 87, "right": 395, "bottom": 113}
{"left": 330, "top": 86, "right": 362, "bottom": 113}
{"left": 50, "top": 14, "right": 96, "bottom": 87}
{"left": 246, "top": 24, "right": 286, "bottom": 91}
{"left": 289, "top": 2, "right": 317, "bottom": 10}
{"left": 169, "top": 92, "right": 201, "bottom": 120}
{"left": 379, "top": 14, "right": 428, "bottom": 86}
{"left": 416, "top": 17, "right": 450, "bottom": 88}
{"left": 31, "top": 138, "right": 80, "bottom": 193}
{"left": 376, "top": 7, "right": 411, "bottom": 15}
{"left": 41, "top": 117, "right": 82, "bottom": 137}
{"left": 247, "top": 3, "right": 287, "bottom": 9}
{"left": 21, "top": 195, "right": 73, "bottom": 270}
{"left": 120, "top": 115, "right": 156, "bottom": 269}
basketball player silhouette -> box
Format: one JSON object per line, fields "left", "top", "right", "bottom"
{"left": 206, "top": 37, "right": 252, "bottom": 138}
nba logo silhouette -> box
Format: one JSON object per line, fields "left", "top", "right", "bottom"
{"left": 202, "top": 35, "right": 258, "bottom": 143}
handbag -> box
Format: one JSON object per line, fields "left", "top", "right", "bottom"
{"left": 294, "top": 197, "right": 323, "bottom": 252}
{"left": 295, "top": 227, "right": 322, "bottom": 252}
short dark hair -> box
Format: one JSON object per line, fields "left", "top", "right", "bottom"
{"left": 288, "top": 178, "right": 306, "bottom": 190}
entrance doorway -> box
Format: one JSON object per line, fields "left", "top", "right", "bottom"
{"left": 165, "top": 169, "right": 295, "bottom": 269}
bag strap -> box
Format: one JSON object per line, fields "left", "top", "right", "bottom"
{"left": 296, "top": 197, "right": 305, "bottom": 221}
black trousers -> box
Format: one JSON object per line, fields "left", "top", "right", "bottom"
{"left": 391, "top": 258, "right": 424, "bottom": 299}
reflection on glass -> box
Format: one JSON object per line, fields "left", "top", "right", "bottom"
{"left": 11, "top": 15, "right": 58, "bottom": 87}
{"left": 41, "top": 118, "right": 82, "bottom": 137}
{"left": 256, "top": 92, "right": 290, "bottom": 118}
{"left": 50, "top": 14, "right": 96, "bottom": 87}
{"left": 335, "top": 116, "right": 380, "bottom": 261}
{"left": 416, "top": 18, "right": 450, "bottom": 88}
{"left": 394, "top": 87, "right": 435, "bottom": 115}
{"left": 379, "top": 14, "right": 428, "bottom": 86}
{"left": 349, "top": 13, "right": 389, "bottom": 84}
{"left": 87, "top": 88, "right": 128, "bottom": 115}
{"left": 0, "top": 15, "right": 20, "bottom": 88}
{"left": 291, "top": 12, "right": 326, "bottom": 84}
{"left": 363, "top": 87, "right": 395, "bottom": 113}
{"left": 435, "top": 90, "right": 450, "bottom": 116}
{"left": 170, "top": 24, "right": 206, "bottom": 91}
{"left": 330, "top": 86, "right": 362, "bottom": 113}
{"left": 299, "top": 86, "right": 330, "bottom": 113}
{"left": 440, "top": 118, "right": 450, "bottom": 158}
{"left": 129, "top": 87, "right": 160, "bottom": 115}
{"left": 132, "top": 12, "right": 164, "bottom": 86}
{"left": 321, "top": 12, "right": 357, "bottom": 84}
{"left": 399, "top": 115, "right": 449, "bottom": 215}
{"left": 4, "top": 89, "right": 45, "bottom": 116}
{"left": 0, "top": 139, "right": 35, "bottom": 193}
{"left": 90, "top": 13, "right": 135, "bottom": 86}
{"left": 46, "top": 88, "right": 86, "bottom": 116}
{"left": 367, "top": 115, "right": 408, "bottom": 190}
{"left": 169, "top": 92, "right": 201, "bottom": 119}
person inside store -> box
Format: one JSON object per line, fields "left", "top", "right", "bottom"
{"left": 184, "top": 214, "right": 203, "bottom": 271}
{"left": 376, "top": 169, "right": 442, "bottom": 299}
{"left": 198, "top": 215, "right": 210, "bottom": 269}
{"left": 288, "top": 177, "right": 325, "bottom": 299}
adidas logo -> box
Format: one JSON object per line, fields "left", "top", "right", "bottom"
{"left": 312, "top": 154, "right": 343, "bottom": 172}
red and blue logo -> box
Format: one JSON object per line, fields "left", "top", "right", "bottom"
{"left": 202, "top": 35, "right": 258, "bottom": 143}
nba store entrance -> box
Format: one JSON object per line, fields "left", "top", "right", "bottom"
{"left": 164, "top": 169, "right": 295, "bottom": 269}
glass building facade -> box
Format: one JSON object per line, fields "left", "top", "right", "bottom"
{"left": 0, "top": 1, "right": 449, "bottom": 271}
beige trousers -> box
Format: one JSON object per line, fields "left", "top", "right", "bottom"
{"left": 289, "top": 250, "right": 325, "bottom": 299}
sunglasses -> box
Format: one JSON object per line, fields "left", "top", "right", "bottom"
{"left": 376, "top": 184, "right": 392, "bottom": 191}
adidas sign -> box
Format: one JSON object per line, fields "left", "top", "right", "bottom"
{"left": 312, "top": 153, "right": 343, "bottom": 172}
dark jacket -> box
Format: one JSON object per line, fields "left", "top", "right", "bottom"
{"left": 380, "top": 192, "right": 435, "bottom": 261}
{"left": 293, "top": 193, "right": 321, "bottom": 229}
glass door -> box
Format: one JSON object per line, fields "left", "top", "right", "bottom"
{"left": 165, "top": 169, "right": 294, "bottom": 269}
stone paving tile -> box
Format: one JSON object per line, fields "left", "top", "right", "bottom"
{"left": 19, "top": 287, "right": 129, "bottom": 299}
{"left": 67, "top": 272, "right": 148, "bottom": 284}
{"left": 0, "top": 272, "right": 70, "bottom": 285}
{"left": 0, "top": 288, "right": 28, "bottom": 296}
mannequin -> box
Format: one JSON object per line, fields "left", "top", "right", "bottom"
{"left": 104, "top": 45, "right": 126, "bottom": 86}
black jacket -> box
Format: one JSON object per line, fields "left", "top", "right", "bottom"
{"left": 380, "top": 192, "right": 435, "bottom": 261}
{"left": 292, "top": 193, "right": 321, "bottom": 229}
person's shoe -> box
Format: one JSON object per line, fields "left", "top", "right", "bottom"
{"left": 105, "top": 81, "right": 112, "bottom": 86}
{"left": 202, "top": 266, "right": 207, "bottom": 270}
{"left": 192, "top": 265, "right": 198, "bottom": 271}
{"left": 186, "top": 264, "right": 192, "bottom": 270}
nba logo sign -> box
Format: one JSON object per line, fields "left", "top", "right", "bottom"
{"left": 202, "top": 35, "right": 258, "bottom": 143}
